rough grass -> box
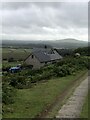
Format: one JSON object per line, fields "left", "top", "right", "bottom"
{"left": 46, "top": 71, "right": 88, "bottom": 118}
{"left": 80, "top": 95, "right": 88, "bottom": 118}
{"left": 3, "top": 70, "right": 87, "bottom": 118}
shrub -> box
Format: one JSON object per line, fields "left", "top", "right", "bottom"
{"left": 9, "top": 77, "right": 18, "bottom": 87}
{"left": 31, "top": 71, "right": 54, "bottom": 83}
{"left": 2, "top": 82, "right": 16, "bottom": 104}
{"left": 2, "top": 65, "right": 10, "bottom": 72}
{"left": 9, "top": 75, "right": 32, "bottom": 89}
{"left": 3, "top": 56, "right": 89, "bottom": 90}
{"left": 8, "top": 58, "right": 14, "bottom": 62}
{"left": 41, "top": 71, "right": 53, "bottom": 80}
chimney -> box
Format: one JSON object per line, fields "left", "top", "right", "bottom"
{"left": 45, "top": 45, "right": 47, "bottom": 49}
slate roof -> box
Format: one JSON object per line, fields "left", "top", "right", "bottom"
{"left": 32, "top": 49, "right": 62, "bottom": 63}
{"left": 55, "top": 48, "right": 73, "bottom": 56}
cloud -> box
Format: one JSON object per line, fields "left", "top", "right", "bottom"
{"left": 2, "top": 0, "right": 89, "bottom": 2}
{"left": 1, "top": 2, "right": 88, "bottom": 41}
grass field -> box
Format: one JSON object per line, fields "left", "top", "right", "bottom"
{"left": 2, "top": 48, "right": 32, "bottom": 60}
{"left": 3, "top": 70, "right": 87, "bottom": 118}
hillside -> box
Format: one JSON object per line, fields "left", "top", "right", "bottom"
{"left": 2, "top": 38, "right": 88, "bottom": 49}
{"left": 42, "top": 39, "right": 88, "bottom": 48}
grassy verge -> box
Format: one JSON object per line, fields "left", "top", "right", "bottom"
{"left": 3, "top": 70, "right": 87, "bottom": 118}
{"left": 46, "top": 70, "right": 88, "bottom": 118}
{"left": 80, "top": 95, "right": 88, "bottom": 118}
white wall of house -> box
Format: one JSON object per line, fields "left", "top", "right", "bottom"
{"left": 24, "top": 55, "right": 45, "bottom": 69}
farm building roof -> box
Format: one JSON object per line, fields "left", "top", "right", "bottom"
{"left": 55, "top": 48, "right": 73, "bottom": 56}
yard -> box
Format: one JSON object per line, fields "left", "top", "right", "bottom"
{"left": 3, "top": 70, "right": 87, "bottom": 118}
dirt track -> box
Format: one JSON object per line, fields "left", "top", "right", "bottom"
{"left": 36, "top": 71, "right": 87, "bottom": 118}
{"left": 56, "top": 77, "right": 88, "bottom": 118}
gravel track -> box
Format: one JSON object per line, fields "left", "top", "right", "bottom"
{"left": 56, "top": 77, "right": 88, "bottom": 118}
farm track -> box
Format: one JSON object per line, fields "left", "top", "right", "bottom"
{"left": 36, "top": 71, "right": 88, "bottom": 118}
{"left": 56, "top": 77, "right": 88, "bottom": 118}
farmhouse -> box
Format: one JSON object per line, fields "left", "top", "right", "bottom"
{"left": 24, "top": 48, "right": 62, "bottom": 69}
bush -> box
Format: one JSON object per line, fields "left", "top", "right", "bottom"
{"left": 2, "top": 65, "right": 10, "bottom": 72}
{"left": 9, "top": 75, "right": 32, "bottom": 89}
{"left": 3, "top": 56, "right": 89, "bottom": 90}
{"left": 9, "top": 78, "right": 18, "bottom": 87}
{"left": 31, "top": 71, "right": 54, "bottom": 83}
{"left": 8, "top": 58, "right": 14, "bottom": 62}
{"left": 53, "top": 66, "right": 65, "bottom": 77}
{"left": 2, "top": 82, "right": 16, "bottom": 104}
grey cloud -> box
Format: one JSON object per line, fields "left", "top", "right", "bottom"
{"left": 2, "top": 2, "right": 87, "bottom": 27}
{"left": 57, "top": 3, "right": 88, "bottom": 28}
{"left": 2, "top": 2, "right": 30, "bottom": 10}
{"left": 2, "top": 2, "right": 62, "bottom": 10}
{"left": 2, "top": 0, "right": 89, "bottom": 2}
{"left": 1, "top": 2, "right": 88, "bottom": 40}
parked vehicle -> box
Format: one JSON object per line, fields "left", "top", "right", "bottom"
{"left": 9, "top": 66, "right": 21, "bottom": 73}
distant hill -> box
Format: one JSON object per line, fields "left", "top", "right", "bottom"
{"left": 40, "top": 38, "right": 88, "bottom": 49}
{"left": 58, "top": 38, "right": 86, "bottom": 43}
{"left": 2, "top": 38, "right": 88, "bottom": 49}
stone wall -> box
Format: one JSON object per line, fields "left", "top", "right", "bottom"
{"left": 24, "top": 55, "right": 45, "bottom": 69}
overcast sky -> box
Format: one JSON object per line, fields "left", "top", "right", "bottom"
{"left": 0, "top": 1, "right": 88, "bottom": 41}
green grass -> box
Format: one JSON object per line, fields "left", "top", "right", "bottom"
{"left": 80, "top": 95, "right": 88, "bottom": 118}
{"left": 3, "top": 70, "right": 87, "bottom": 118}
{"left": 2, "top": 48, "right": 32, "bottom": 60}
{"left": 46, "top": 71, "right": 88, "bottom": 118}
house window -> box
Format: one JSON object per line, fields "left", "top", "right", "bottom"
{"left": 32, "top": 55, "right": 34, "bottom": 59}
